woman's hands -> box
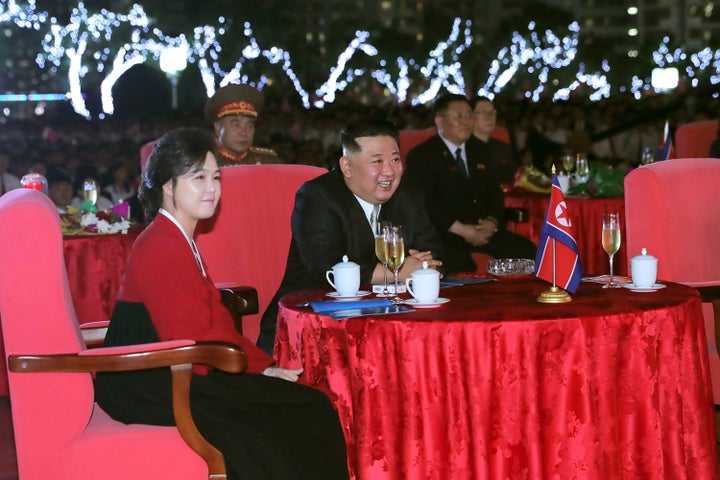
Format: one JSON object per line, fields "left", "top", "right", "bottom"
{"left": 263, "top": 366, "right": 304, "bottom": 382}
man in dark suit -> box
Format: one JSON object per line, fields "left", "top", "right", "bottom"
{"left": 257, "top": 119, "right": 443, "bottom": 354}
{"left": 470, "top": 96, "right": 519, "bottom": 187}
{"left": 405, "top": 93, "right": 536, "bottom": 274}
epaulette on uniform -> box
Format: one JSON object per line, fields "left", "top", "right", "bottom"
{"left": 249, "top": 145, "right": 278, "bottom": 156}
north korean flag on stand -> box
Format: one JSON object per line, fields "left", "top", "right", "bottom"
{"left": 658, "top": 120, "right": 675, "bottom": 160}
{"left": 534, "top": 174, "right": 582, "bottom": 293}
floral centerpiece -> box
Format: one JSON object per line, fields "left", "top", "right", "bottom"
{"left": 61, "top": 200, "right": 132, "bottom": 235}
{"left": 567, "top": 161, "right": 626, "bottom": 198}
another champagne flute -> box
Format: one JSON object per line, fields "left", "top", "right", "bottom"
{"left": 83, "top": 178, "right": 98, "bottom": 205}
{"left": 374, "top": 221, "right": 392, "bottom": 297}
{"left": 561, "top": 152, "right": 574, "bottom": 174}
{"left": 386, "top": 225, "right": 405, "bottom": 303}
{"left": 601, "top": 212, "right": 621, "bottom": 288}
{"left": 575, "top": 153, "right": 589, "bottom": 184}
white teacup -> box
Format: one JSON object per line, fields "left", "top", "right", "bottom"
{"left": 405, "top": 261, "right": 440, "bottom": 304}
{"left": 630, "top": 248, "right": 658, "bottom": 288}
{"left": 326, "top": 255, "right": 360, "bottom": 297}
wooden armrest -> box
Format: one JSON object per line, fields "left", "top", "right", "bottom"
{"left": 9, "top": 340, "right": 246, "bottom": 479}
{"left": 696, "top": 286, "right": 720, "bottom": 352}
{"left": 504, "top": 207, "right": 529, "bottom": 223}
{"left": 8, "top": 340, "right": 247, "bottom": 374}
{"left": 218, "top": 285, "right": 259, "bottom": 334}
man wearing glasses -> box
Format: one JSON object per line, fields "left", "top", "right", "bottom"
{"left": 405, "top": 93, "right": 535, "bottom": 274}
{"left": 470, "top": 96, "right": 519, "bottom": 187}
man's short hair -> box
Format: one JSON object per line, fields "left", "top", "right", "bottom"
{"left": 433, "top": 93, "right": 470, "bottom": 117}
{"left": 340, "top": 119, "right": 399, "bottom": 155}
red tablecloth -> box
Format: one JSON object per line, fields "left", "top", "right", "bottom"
{"left": 62, "top": 230, "right": 141, "bottom": 325}
{"left": 505, "top": 191, "right": 628, "bottom": 276}
{"left": 276, "top": 278, "right": 717, "bottom": 480}
{"left": 0, "top": 230, "right": 140, "bottom": 396}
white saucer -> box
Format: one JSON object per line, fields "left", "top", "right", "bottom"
{"left": 325, "top": 290, "right": 372, "bottom": 300}
{"left": 403, "top": 297, "right": 450, "bottom": 308}
{"left": 621, "top": 282, "right": 666, "bottom": 293}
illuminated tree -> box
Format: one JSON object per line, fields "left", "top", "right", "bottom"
{"left": 1, "top": 0, "right": 719, "bottom": 120}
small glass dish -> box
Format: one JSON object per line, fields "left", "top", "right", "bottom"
{"left": 487, "top": 258, "right": 535, "bottom": 276}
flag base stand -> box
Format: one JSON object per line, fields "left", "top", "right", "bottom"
{"left": 537, "top": 285, "right": 572, "bottom": 303}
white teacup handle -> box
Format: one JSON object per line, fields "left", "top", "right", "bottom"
{"left": 405, "top": 278, "right": 416, "bottom": 299}
{"left": 326, "top": 270, "right": 337, "bottom": 291}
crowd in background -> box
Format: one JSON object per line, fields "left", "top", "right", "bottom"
{"left": 1, "top": 87, "right": 719, "bottom": 209}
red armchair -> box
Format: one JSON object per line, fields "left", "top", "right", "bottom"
{"left": 624, "top": 158, "right": 720, "bottom": 403}
{"left": 674, "top": 120, "right": 718, "bottom": 159}
{"left": 0, "top": 189, "right": 247, "bottom": 480}
{"left": 139, "top": 139, "right": 156, "bottom": 173}
{"left": 195, "top": 164, "right": 327, "bottom": 343}
{"left": 398, "top": 126, "right": 437, "bottom": 163}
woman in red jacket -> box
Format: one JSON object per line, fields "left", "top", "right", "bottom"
{"left": 95, "top": 127, "right": 349, "bottom": 480}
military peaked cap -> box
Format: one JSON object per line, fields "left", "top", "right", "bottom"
{"left": 204, "top": 84, "right": 265, "bottom": 123}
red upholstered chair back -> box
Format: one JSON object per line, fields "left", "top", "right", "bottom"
{"left": 624, "top": 158, "right": 720, "bottom": 402}
{"left": 674, "top": 120, "right": 718, "bottom": 159}
{"left": 195, "top": 164, "right": 327, "bottom": 342}
{"left": 490, "top": 125, "right": 511, "bottom": 144}
{"left": 399, "top": 127, "right": 436, "bottom": 163}
{"left": 0, "top": 189, "right": 209, "bottom": 479}
{"left": 139, "top": 140, "right": 156, "bottom": 173}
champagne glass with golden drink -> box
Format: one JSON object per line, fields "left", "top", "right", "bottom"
{"left": 386, "top": 225, "right": 405, "bottom": 302}
{"left": 575, "top": 153, "right": 589, "bottom": 184}
{"left": 83, "top": 178, "right": 98, "bottom": 205}
{"left": 561, "top": 152, "right": 574, "bottom": 174}
{"left": 375, "top": 221, "right": 392, "bottom": 297}
{"left": 602, "top": 212, "right": 621, "bottom": 288}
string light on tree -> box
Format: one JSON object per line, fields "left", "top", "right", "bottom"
{"left": 2, "top": 1, "right": 720, "bottom": 117}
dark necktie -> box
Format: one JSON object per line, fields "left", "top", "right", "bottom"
{"left": 455, "top": 147, "right": 468, "bottom": 177}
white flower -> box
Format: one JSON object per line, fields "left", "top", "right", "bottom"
{"left": 80, "top": 212, "right": 99, "bottom": 227}
{"left": 79, "top": 212, "right": 130, "bottom": 234}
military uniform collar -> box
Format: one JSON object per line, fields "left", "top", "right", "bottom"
{"left": 218, "top": 144, "right": 248, "bottom": 164}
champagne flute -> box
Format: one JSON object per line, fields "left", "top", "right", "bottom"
{"left": 641, "top": 147, "right": 655, "bottom": 165}
{"left": 575, "top": 153, "right": 589, "bottom": 184}
{"left": 561, "top": 152, "right": 574, "bottom": 174}
{"left": 83, "top": 178, "right": 98, "bottom": 205}
{"left": 602, "top": 212, "right": 621, "bottom": 288}
{"left": 386, "top": 225, "right": 405, "bottom": 302}
{"left": 374, "top": 221, "right": 392, "bottom": 297}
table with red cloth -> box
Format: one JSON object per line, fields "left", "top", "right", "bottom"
{"left": 0, "top": 229, "right": 140, "bottom": 396}
{"left": 62, "top": 228, "right": 141, "bottom": 325}
{"left": 504, "top": 190, "right": 628, "bottom": 276}
{"left": 276, "top": 278, "right": 717, "bottom": 480}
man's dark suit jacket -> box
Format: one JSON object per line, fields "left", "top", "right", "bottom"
{"left": 471, "top": 135, "right": 519, "bottom": 186}
{"left": 405, "top": 134, "right": 506, "bottom": 273}
{"left": 257, "top": 167, "right": 443, "bottom": 354}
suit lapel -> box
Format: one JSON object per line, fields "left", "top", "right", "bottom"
{"left": 430, "top": 136, "right": 467, "bottom": 179}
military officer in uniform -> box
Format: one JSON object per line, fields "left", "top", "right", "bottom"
{"left": 204, "top": 84, "right": 281, "bottom": 165}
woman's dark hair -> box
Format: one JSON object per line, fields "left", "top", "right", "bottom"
{"left": 139, "top": 127, "right": 219, "bottom": 221}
